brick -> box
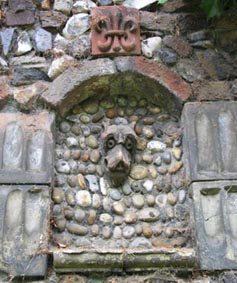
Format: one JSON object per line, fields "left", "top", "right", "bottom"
{"left": 182, "top": 101, "right": 237, "bottom": 182}
{"left": 0, "top": 112, "right": 55, "bottom": 184}
{"left": 192, "top": 181, "right": 237, "bottom": 270}
{"left": 0, "top": 185, "right": 50, "bottom": 276}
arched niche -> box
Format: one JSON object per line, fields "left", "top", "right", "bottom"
{"left": 49, "top": 57, "right": 194, "bottom": 272}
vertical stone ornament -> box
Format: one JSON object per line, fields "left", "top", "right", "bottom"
{"left": 0, "top": 112, "right": 54, "bottom": 277}
{"left": 91, "top": 6, "right": 141, "bottom": 56}
{"left": 192, "top": 181, "right": 237, "bottom": 270}
{"left": 182, "top": 102, "right": 237, "bottom": 181}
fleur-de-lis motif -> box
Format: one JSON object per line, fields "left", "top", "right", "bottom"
{"left": 91, "top": 6, "right": 141, "bottom": 56}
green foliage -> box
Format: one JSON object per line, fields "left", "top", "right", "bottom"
{"left": 157, "top": 0, "right": 236, "bottom": 18}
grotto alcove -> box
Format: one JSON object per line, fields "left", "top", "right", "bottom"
{"left": 49, "top": 57, "right": 195, "bottom": 273}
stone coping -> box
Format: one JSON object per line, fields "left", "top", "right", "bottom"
{"left": 53, "top": 247, "right": 196, "bottom": 273}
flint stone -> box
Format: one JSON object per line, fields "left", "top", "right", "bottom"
{"left": 130, "top": 238, "right": 152, "bottom": 248}
{"left": 48, "top": 55, "right": 76, "bottom": 80}
{"left": 11, "top": 66, "right": 50, "bottom": 86}
{"left": 56, "top": 160, "right": 70, "bottom": 174}
{"left": 0, "top": 28, "right": 15, "bottom": 56}
{"left": 40, "top": 11, "right": 68, "bottom": 28}
{"left": 123, "top": 226, "right": 135, "bottom": 239}
{"left": 100, "top": 213, "right": 113, "bottom": 223}
{"left": 73, "top": 0, "right": 96, "bottom": 14}
{"left": 62, "top": 13, "right": 90, "bottom": 40}
{"left": 34, "top": 28, "right": 52, "bottom": 52}
{"left": 142, "top": 37, "right": 162, "bottom": 58}
{"left": 147, "top": 141, "right": 166, "bottom": 152}
{"left": 10, "top": 54, "right": 49, "bottom": 73}
{"left": 6, "top": 10, "right": 35, "bottom": 26}
{"left": 54, "top": 0, "right": 73, "bottom": 15}
{"left": 85, "top": 175, "right": 99, "bottom": 192}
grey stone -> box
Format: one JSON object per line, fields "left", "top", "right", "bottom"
{"left": 113, "top": 201, "right": 124, "bottom": 215}
{"left": 0, "top": 28, "right": 15, "bottom": 56}
{"left": 132, "top": 194, "right": 145, "bottom": 209}
{"left": 54, "top": 0, "right": 73, "bottom": 15}
{"left": 92, "top": 194, "right": 101, "bottom": 208}
{"left": 130, "top": 238, "right": 152, "bottom": 248}
{"left": 34, "top": 28, "right": 52, "bottom": 52}
{"left": 73, "top": 0, "right": 96, "bottom": 13}
{"left": 11, "top": 66, "right": 50, "bottom": 86}
{"left": 98, "top": 0, "right": 113, "bottom": 5}
{"left": 113, "top": 226, "right": 122, "bottom": 239}
{"left": 0, "top": 185, "right": 49, "bottom": 276}
{"left": 147, "top": 140, "right": 166, "bottom": 152}
{"left": 138, "top": 208, "right": 160, "bottom": 222}
{"left": 182, "top": 102, "right": 237, "bottom": 181}
{"left": 123, "top": 226, "right": 135, "bottom": 239}
{"left": 66, "top": 137, "right": 78, "bottom": 148}
{"left": 16, "top": 31, "right": 32, "bottom": 56}
{"left": 48, "top": 55, "right": 76, "bottom": 80}
{"left": 156, "top": 48, "right": 178, "bottom": 65}
{"left": 0, "top": 112, "right": 54, "bottom": 184}
{"left": 74, "top": 209, "right": 86, "bottom": 222}
{"left": 85, "top": 175, "right": 99, "bottom": 192}
{"left": 75, "top": 238, "right": 91, "bottom": 247}
{"left": 56, "top": 160, "right": 70, "bottom": 174}
{"left": 100, "top": 213, "right": 113, "bottom": 223}
{"left": 192, "top": 180, "right": 237, "bottom": 270}
{"left": 62, "top": 13, "right": 90, "bottom": 40}
{"left": 102, "top": 226, "right": 112, "bottom": 239}
{"left": 67, "top": 223, "right": 88, "bottom": 235}
{"left": 110, "top": 189, "right": 122, "bottom": 201}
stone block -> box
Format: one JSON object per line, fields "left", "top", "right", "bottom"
{"left": 0, "top": 112, "right": 55, "bottom": 184}
{"left": 0, "top": 185, "right": 50, "bottom": 276}
{"left": 192, "top": 181, "right": 237, "bottom": 270}
{"left": 182, "top": 102, "right": 237, "bottom": 182}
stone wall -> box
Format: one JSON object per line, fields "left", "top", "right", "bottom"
{"left": 0, "top": 0, "right": 237, "bottom": 282}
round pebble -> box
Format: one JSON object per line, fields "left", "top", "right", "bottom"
{"left": 74, "top": 209, "right": 86, "bottom": 223}
{"left": 82, "top": 101, "right": 99, "bottom": 114}
{"left": 80, "top": 114, "right": 90, "bottom": 124}
{"left": 88, "top": 209, "right": 96, "bottom": 225}
{"left": 152, "top": 224, "right": 163, "bottom": 236}
{"left": 114, "top": 216, "right": 123, "bottom": 225}
{"left": 142, "top": 153, "right": 153, "bottom": 164}
{"left": 79, "top": 137, "right": 86, "bottom": 149}
{"left": 154, "top": 155, "right": 162, "bottom": 166}
{"left": 123, "top": 226, "right": 135, "bottom": 239}
{"left": 81, "top": 151, "right": 90, "bottom": 162}
{"left": 67, "top": 175, "right": 77, "bottom": 188}
{"left": 122, "top": 182, "right": 132, "bottom": 195}
{"left": 135, "top": 224, "right": 143, "bottom": 235}
{"left": 178, "top": 190, "right": 186, "bottom": 204}
{"left": 81, "top": 126, "right": 90, "bottom": 137}
{"left": 52, "top": 187, "right": 64, "bottom": 204}
{"left": 136, "top": 138, "right": 147, "bottom": 151}
{"left": 55, "top": 160, "right": 70, "bottom": 174}
{"left": 167, "top": 192, "right": 177, "bottom": 206}
{"left": 87, "top": 164, "right": 96, "bottom": 174}
{"left": 78, "top": 164, "right": 86, "bottom": 174}
{"left": 102, "top": 226, "right": 112, "bottom": 239}
{"left": 90, "top": 149, "right": 101, "bottom": 163}
{"left": 130, "top": 165, "right": 147, "bottom": 180}
{"left": 92, "top": 194, "right": 101, "bottom": 208}
{"left": 164, "top": 227, "right": 174, "bottom": 238}
{"left": 166, "top": 207, "right": 175, "bottom": 219}
{"left": 110, "top": 189, "right": 122, "bottom": 201}
{"left": 65, "top": 191, "right": 76, "bottom": 206}
{"left": 100, "top": 213, "right": 113, "bottom": 223}
{"left": 162, "top": 152, "right": 171, "bottom": 164}
{"left": 91, "top": 224, "right": 99, "bottom": 236}
{"left": 66, "top": 137, "right": 78, "bottom": 148}
{"left": 87, "top": 135, "right": 98, "bottom": 149}
{"left": 103, "top": 197, "right": 112, "bottom": 212}
{"left": 146, "top": 195, "right": 155, "bottom": 206}
{"left": 148, "top": 165, "right": 158, "bottom": 179}
{"left": 143, "top": 223, "right": 152, "bottom": 238}
{"left": 55, "top": 216, "right": 66, "bottom": 232}
{"left": 113, "top": 201, "right": 124, "bottom": 215}
{"left": 172, "top": 147, "right": 182, "bottom": 160}
{"left": 113, "top": 226, "right": 122, "bottom": 239}
{"left": 143, "top": 127, "right": 155, "bottom": 139}
{"left": 60, "top": 121, "right": 70, "bottom": 133}
{"left": 67, "top": 223, "right": 88, "bottom": 236}
{"left": 168, "top": 161, "right": 183, "bottom": 174}
{"left": 132, "top": 194, "right": 145, "bottom": 209}
{"left": 124, "top": 211, "right": 137, "bottom": 224}
{"left": 63, "top": 150, "right": 71, "bottom": 160}
{"left": 64, "top": 207, "right": 74, "bottom": 220}
{"left": 72, "top": 149, "right": 81, "bottom": 160}
{"left": 76, "top": 191, "right": 92, "bottom": 207}
{"left": 142, "top": 180, "right": 153, "bottom": 192}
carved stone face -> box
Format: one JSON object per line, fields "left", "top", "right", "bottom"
{"left": 101, "top": 122, "right": 137, "bottom": 187}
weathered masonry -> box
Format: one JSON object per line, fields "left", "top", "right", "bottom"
{"left": 0, "top": 1, "right": 237, "bottom": 282}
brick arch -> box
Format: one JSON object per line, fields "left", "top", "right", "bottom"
{"left": 42, "top": 56, "right": 192, "bottom": 117}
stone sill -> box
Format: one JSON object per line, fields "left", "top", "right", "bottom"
{"left": 53, "top": 247, "right": 196, "bottom": 273}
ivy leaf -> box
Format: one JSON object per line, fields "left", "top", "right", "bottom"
{"left": 157, "top": 0, "right": 168, "bottom": 4}
{"left": 200, "top": 0, "right": 223, "bottom": 18}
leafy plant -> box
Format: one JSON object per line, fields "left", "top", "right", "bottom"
{"left": 157, "top": 0, "right": 236, "bottom": 18}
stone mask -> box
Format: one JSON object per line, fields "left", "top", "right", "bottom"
{"left": 101, "top": 121, "right": 137, "bottom": 187}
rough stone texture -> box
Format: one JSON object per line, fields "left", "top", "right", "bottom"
{"left": 40, "top": 11, "right": 68, "bottom": 29}
{"left": 161, "top": 0, "right": 200, "bottom": 13}
{"left": 0, "top": 76, "right": 10, "bottom": 108}
{"left": 42, "top": 58, "right": 116, "bottom": 116}
{"left": 0, "top": 185, "right": 50, "bottom": 276}
{"left": 0, "top": 112, "right": 55, "bottom": 184}
{"left": 163, "top": 35, "right": 192, "bottom": 57}
{"left": 192, "top": 80, "right": 232, "bottom": 101}
{"left": 182, "top": 101, "right": 237, "bottom": 182}
{"left": 114, "top": 56, "right": 192, "bottom": 102}
{"left": 192, "top": 181, "right": 237, "bottom": 270}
